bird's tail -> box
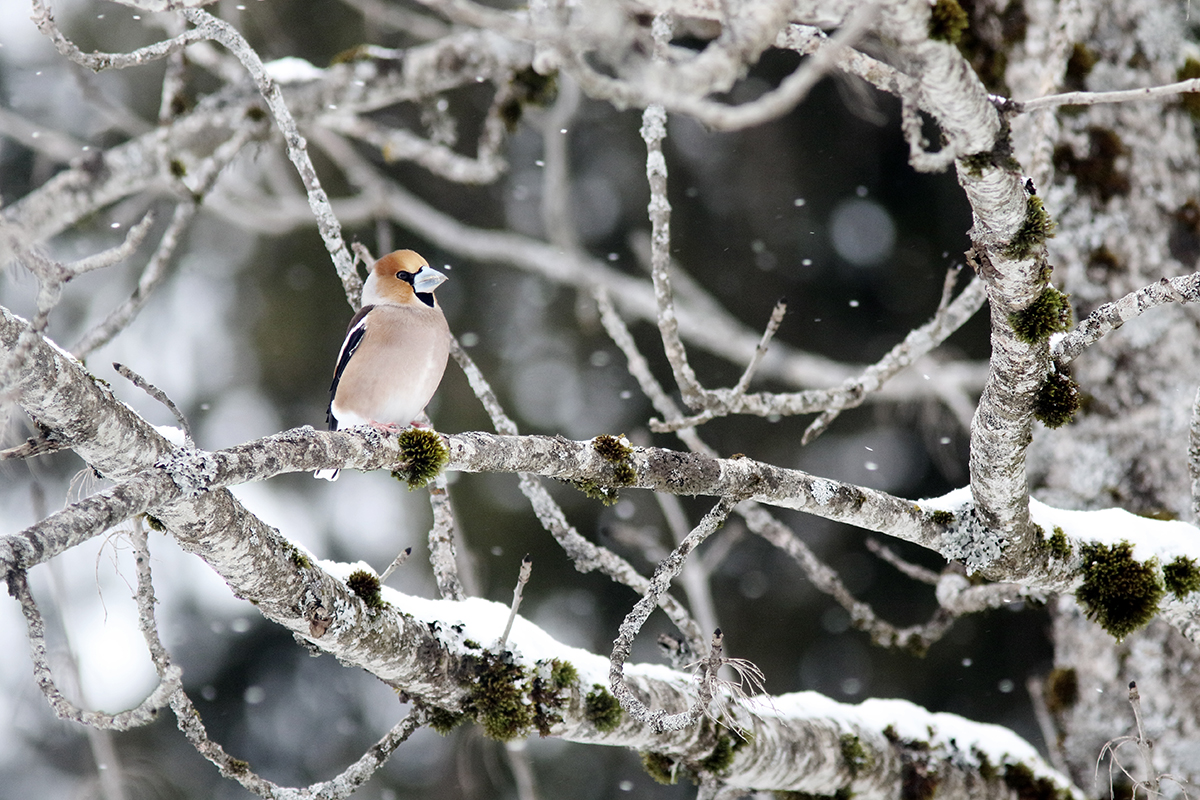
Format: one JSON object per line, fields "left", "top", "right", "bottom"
{"left": 314, "top": 467, "right": 340, "bottom": 481}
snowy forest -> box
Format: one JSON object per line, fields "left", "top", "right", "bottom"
{"left": 4, "top": 0, "right": 1200, "bottom": 798}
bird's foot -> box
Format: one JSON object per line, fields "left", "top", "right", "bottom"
{"left": 369, "top": 421, "right": 404, "bottom": 434}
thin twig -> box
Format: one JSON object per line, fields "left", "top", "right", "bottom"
{"left": 865, "top": 537, "right": 940, "bottom": 585}
{"left": 1018, "top": 78, "right": 1200, "bottom": 112}
{"left": 498, "top": 554, "right": 532, "bottom": 650}
{"left": 379, "top": 546, "right": 412, "bottom": 584}
{"left": 113, "top": 363, "right": 194, "bottom": 447}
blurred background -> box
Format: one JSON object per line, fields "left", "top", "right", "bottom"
{"left": 0, "top": 1, "right": 1051, "bottom": 798}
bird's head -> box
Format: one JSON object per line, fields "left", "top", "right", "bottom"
{"left": 361, "top": 250, "right": 448, "bottom": 308}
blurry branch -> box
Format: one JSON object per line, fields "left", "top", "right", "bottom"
{"left": 321, "top": 115, "right": 506, "bottom": 184}
{"left": 72, "top": 120, "right": 263, "bottom": 359}
{"left": 865, "top": 537, "right": 940, "bottom": 585}
{"left": 0, "top": 106, "right": 85, "bottom": 163}
{"left": 1018, "top": 79, "right": 1200, "bottom": 112}
{"left": 6, "top": 568, "right": 183, "bottom": 730}
{"left": 564, "top": 2, "right": 878, "bottom": 131}
{"left": 178, "top": 8, "right": 358, "bottom": 305}
{"left": 609, "top": 500, "right": 735, "bottom": 733}
{"left": 30, "top": 0, "right": 210, "bottom": 71}
{"left": 379, "top": 546, "right": 412, "bottom": 584}
{"left": 741, "top": 504, "right": 955, "bottom": 653}
{"left": 334, "top": 0, "right": 452, "bottom": 40}
{"left": 1052, "top": 272, "right": 1200, "bottom": 366}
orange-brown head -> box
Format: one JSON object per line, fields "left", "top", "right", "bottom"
{"left": 361, "top": 249, "right": 448, "bottom": 307}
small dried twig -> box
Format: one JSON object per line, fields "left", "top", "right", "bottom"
{"left": 378, "top": 546, "right": 412, "bottom": 584}
{"left": 0, "top": 434, "right": 69, "bottom": 460}
{"left": 113, "top": 363, "right": 194, "bottom": 447}
{"left": 1095, "top": 681, "right": 1190, "bottom": 800}
{"left": 498, "top": 554, "right": 532, "bottom": 650}
{"left": 1019, "top": 79, "right": 1200, "bottom": 112}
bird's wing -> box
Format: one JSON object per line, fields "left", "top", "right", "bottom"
{"left": 326, "top": 305, "right": 374, "bottom": 430}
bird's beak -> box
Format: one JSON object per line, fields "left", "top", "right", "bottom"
{"left": 413, "top": 266, "right": 448, "bottom": 293}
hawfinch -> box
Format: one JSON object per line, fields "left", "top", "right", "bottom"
{"left": 314, "top": 250, "right": 451, "bottom": 480}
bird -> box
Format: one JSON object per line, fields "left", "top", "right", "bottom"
{"left": 315, "top": 249, "right": 451, "bottom": 480}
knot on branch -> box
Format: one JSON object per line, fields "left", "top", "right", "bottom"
{"left": 157, "top": 449, "right": 218, "bottom": 497}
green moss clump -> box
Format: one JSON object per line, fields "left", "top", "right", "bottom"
{"left": 1163, "top": 555, "right": 1200, "bottom": 599}
{"left": 930, "top": 509, "right": 955, "bottom": 526}
{"left": 244, "top": 105, "right": 267, "bottom": 122}
{"left": 1052, "top": 128, "right": 1130, "bottom": 203}
{"left": 329, "top": 44, "right": 372, "bottom": 64}
{"left": 840, "top": 733, "right": 872, "bottom": 777}
{"left": 1003, "top": 762, "right": 1070, "bottom": 800}
{"left": 144, "top": 514, "right": 167, "bottom": 532}
{"left": 973, "top": 748, "right": 998, "bottom": 782}
{"left": 1044, "top": 667, "right": 1079, "bottom": 714}
{"left": 1009, "top": 287, "right": 1072, "bottom": 345}
{"left": 584, "top": 684, "right": 623, "bottom": 733}
{"left": 567, "top": 478, "right": 620, "bottom": 506}
{"left": 169, "top": 159, "right": 187, "bottom": 178}
{"left": 467, "top": 656, "right": 533, "bottom": 742}
{"left": 427, "top": 706, "right": 469, "bottom": 735}
{"left": 550, "top": 659, "right": 577, "bottom": 688}
{"left": 593, "top": 434, "right": 636, "bottom": 485}
{"left": 1033, "top": 371, "right": 1080, "bottom": 428}
{"left": 499, "top": 67, "right": 559, "bottom": 130}
{"left": 901, "top": 762, "right": 940, "bottom": 800}
{"left": 641, "top": 751, "right": 677, "bottom": 785}
{"left": 883, "top": 724, "right": 900, "bottom": 743}
{"left": 1047, "top": 527, "right": 1071, "bottom": 559}
{"left": 530, "top": 661, "right": 573, "bottom": 737}
{"left": 929, "top": 0, "right": 969, "bottom": 43}
{"left": 1002, "top": 196, "right": 1057, "bottom": 261}
{"left": 1076, "top": 541, "right": 1163, "bottom": 640}
{"left": 1177, "top": 58, "right": 1200, "bottom": 118}
{"left": 346, "top": 569, "right": 384, "bottom": 610}
{"left": 290, "top": 546, "right": 313, "bottom": 569}
{"left": 393, "top": 428, "right": 449, "bottom": 488}
{"left": 226, "top": 758, "right": 250, "bottom": 776}
{"left": 699, "top": 733, "right": 735, "bottom": 774}
{"left": 1064, "top": 43, "right": 1098, "bottom": 91}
